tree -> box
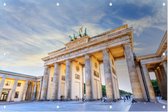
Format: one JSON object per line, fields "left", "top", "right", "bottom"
{"left": 151, "top": 79, "right": 160, "bottom": 96}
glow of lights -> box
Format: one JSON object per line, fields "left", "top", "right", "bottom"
{"left": 56, "top": 105, "right": 59, "bottom": 109}
{"left": 3, "top": 2, "right": 6, "bottom": 6}
{"left": 109, "top": 2, "right": 112, "bottom": 6}
{"left": 56, "top": 2, "right": 60, "bottom": 6}
{"left": 163, "top": 2, "right": 166, "bottom": 6}
{"left": 3, "top": 53, "right": 6, "bottom": 56}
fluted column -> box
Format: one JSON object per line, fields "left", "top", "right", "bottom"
{"left": 162, "top": 61, "right": 167, "bottom": 75}
{"left": 32, "top": 82, "right": 37, "bottom": 100}
{"left": 9, "top": 79, "right": 18, "bottom": 101}
{"left": 51, "top": 63, "right": 60, "bottom": 100}
{"left": 38, "top": 78, "right": 43, "bottom": 100}
{"left": 21, "top": 80, "right": 28, "bottom": 101}
{"left": 159, "top": 66, "right": 167, "bottom": 99}
{"left": 0, "top": 76, "right": 6, "bottom": 96}
{"left": 124, "top": 44, "right": 144, "bottom": 100}
{"left": 65, "top": 60, "right": 72, "bottom": 100}
{"left": 40, "top": 66, "right": 50, "bottom": 100}
{"left": 154, "top": 70, "right": 163, "bottom": 96}
{"left": 103, "top": 49, "right": 114, "bottom": 100}
{"left": 142, "top": 65, "right": 156, "bottom": 102}
{"left": 85, "top": 54, "right": 93, "bottom": 100}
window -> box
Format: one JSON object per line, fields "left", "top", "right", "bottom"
{"left": 14, "top": 92, "right": 19, "bottom": 98}
{"left": 17, "top": 83, "right": 21, "bottom": 87}
{"left": 5, "top": 81, "right": 11, "bottom": 86}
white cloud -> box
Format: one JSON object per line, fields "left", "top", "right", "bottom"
{"left": 123, "top": 3, "right": 167, "bottom": 36}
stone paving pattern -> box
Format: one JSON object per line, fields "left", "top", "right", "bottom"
{"left": 0, "top": 100, "right": 167, "bottom": 111}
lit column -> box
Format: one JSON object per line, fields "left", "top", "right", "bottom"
{"left": 51, "top": 63, "right": 60, "bottom": 100}
{"left": 154, "top": 70, "right": 163, "bottom": 96}
{"left": 85, "top": 54, "right": 93, "bottom": 100}
{"left": 0, "top": 76, "right": 6, "bottom": 96}
{"left": 162, "top": 61, "right": 167, "bottom": 75}
{"left": 136, "top": 63, "right": 148, "bottom": 101}
{"left": 65, "top": 60, "right": 72, "bottom": 100}
{"left": 9, "top": 79, "right": 18, "bottom": 101}
{"left": 160, "top": 65, "right": 167, "bottom": 82}
{"left": 124, "top": 44, "right": 144, "bottom": 100}
{"left": 40, "top": 66, "right": 50, "bottom": 100}
{"left": 159, "top": 66, "right": 167, "bottom": 99}
{"left": 82, "top": 66, "right": 84, "bottom": 99}
{"left": 103, "top": 49, "right": 114, "bottom": 100}
{"left": 21, "top": 80, "right": 28, "bottom": 101}
{"left": 32, "top": 82, "right": 37, "bottom": 100}
{"left": 38, "top": 77, "right": 43, "bottom": 100}
{"left": 142, "top": 65, "right": 156, "bottom": 102}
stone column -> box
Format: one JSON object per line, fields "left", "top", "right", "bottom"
{"left": 65, "top": 60, "right": 72, "bottom": 100}
{"left": 124, "top": 44, "right": 144, "bottom": 100}
{"left": 21, "top": 80, "right": 28, "bottom": 101}
{"left": 38, "top": 78, "right": 43, "bottom": 100}
{"left": 162, "top": 61, "right": 167, "bottom": 75}
{"left": 51, "top": 63, "right": 60, "bottom": 100}
{"left": 40, "top": 66, "right": 50, "bottom": 100}
{"left": 160, "top": 65, "right": 167, "bottom": 80}
{"left": 159, "top": 66, "right": 167, "bottom": 99}
{"left": 103, "top": 49, "right": 114, "bottom": 100}
{"left": 157, "top": 68, "right": 164, "bottom": 97}
{"left": 154, "top": 70, "right": 163, "bottom": 97}
{"left": 85, "top": 54, "right": 93, "bottom": 100}
{"left": 0, "top": 76, "right": 6, "bottom": 96}
{"left": 142, "top": 65, "right": 156, "bottom": 102}
{"left": 82, "top": 66, "right": 84, "bottom": 99}
{"left": 32, "top": 82, "right": 37, "bottom": 100}
{"left": 136, "top": 63, "right": 148, "bottom": 101}
{"left": 9, "top": 79, "right": 18, "bottom": 101}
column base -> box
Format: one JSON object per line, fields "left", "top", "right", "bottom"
{"left": 149, "top": 99, "right": 156, "bottom": 102}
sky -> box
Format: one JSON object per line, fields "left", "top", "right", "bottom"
{"left": 0, "top": 0, "right": 167, "bottom": 92}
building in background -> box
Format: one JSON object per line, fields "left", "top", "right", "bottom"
{"left": 0, "top": 70, "right": 42, "bottom": 102}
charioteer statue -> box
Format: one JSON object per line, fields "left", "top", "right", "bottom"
{"left": 69, "top": 27, "right": 88, "bottom": 41}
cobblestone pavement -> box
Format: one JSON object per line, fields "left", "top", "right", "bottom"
{"left": 0, "top": 99, "right": 166, "bottom": 111}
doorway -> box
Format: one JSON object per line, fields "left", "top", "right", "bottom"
{"left": 0, "top": 89, "right": 10, "bottom": 101}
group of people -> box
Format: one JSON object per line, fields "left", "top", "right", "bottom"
{"left": 123, "top": 95, "right": 131, "bottom": 102}
{"left": 81, "top": 95, "right": 137, "bottom": 103}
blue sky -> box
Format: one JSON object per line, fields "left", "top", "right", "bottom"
{"left": 0, "top": 0, "right": 167, "bottom": 91}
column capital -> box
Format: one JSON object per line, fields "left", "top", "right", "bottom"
{"left": 102, "top": 48, "right": 110, "bottom": 53}
{"left": 14, "top": 79, "right": 19, "bottom": 82}
{"left": 44, "top": 65, "right": 49, "bottom": 69}
{"left": 54, "top": 62, "right": 60, "bottom": 66}
{"left": 85, "top": 54, "right": 91, "bottom": 60}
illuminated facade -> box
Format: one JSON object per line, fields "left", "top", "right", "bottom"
{"left": 0, "top": 70, "right": 42, "bottom": 101}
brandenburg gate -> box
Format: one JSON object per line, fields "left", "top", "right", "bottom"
{"left": 40, "top": 25, "right": 167, "bottom": 102}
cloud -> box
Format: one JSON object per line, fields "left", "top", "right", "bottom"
{"left": 122, "top": 1, "right": 167, "bottom": 36}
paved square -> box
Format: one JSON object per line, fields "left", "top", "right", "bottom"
{"left": 0, "top": 100, "right": 167, "bottom": 111}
